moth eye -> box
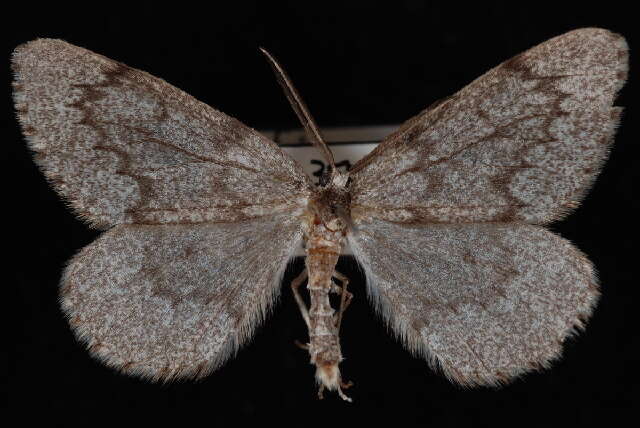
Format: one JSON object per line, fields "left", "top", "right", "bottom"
{"left": 318, "top": 172, "right": 330, "bottom": 187}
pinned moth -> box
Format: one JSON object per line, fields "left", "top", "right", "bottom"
{"left": 13, "top": 28, "right": 627, "bottom": 401}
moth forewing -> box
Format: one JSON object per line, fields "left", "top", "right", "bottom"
{"left": 12, "top": 39, "right": 313, "bottom": 228}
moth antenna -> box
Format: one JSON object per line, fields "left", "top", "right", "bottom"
{"left": 259, "top": 47, "right": 336, "bottom": 169}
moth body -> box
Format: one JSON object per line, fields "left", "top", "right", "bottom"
{"left": 298, "top": 170, "right": 353, "bottom": 401}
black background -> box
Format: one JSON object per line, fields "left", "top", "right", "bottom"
{"left": 3, "top": 2, "right": 637, "bottom": 426}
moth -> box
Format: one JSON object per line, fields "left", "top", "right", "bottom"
{"left": 12, "top": 28, "right": 628, "bottom": 402}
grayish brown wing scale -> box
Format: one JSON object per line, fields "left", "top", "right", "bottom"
{"left": 12, "top": 39, "right": 312, "bottom": 229}
{"left": 61, "top": 214, "right": 302, "bottom": 381}
{"left": 350, "top": 28, "right": 628, "bottom": 225}
{"left": 349, "top": 220, "right": 599, "bottom": 386}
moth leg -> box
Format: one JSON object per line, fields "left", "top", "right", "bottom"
{"left": 290, "top": 268, "right": 310, "bottom": 328}
{"left": 318, "top": 384, "right": 325, "bottom": 400}
{"left": 331, "top": 271, "right": 353, "bottom": 332}
{"left": 341, "top": 380, "right": 354, "bottom": 389}
{"left": 294, "top": 340, "right": 309, "bottom": 350}
{"left": 337, "top": 385, "right": 353, "bottom": 402}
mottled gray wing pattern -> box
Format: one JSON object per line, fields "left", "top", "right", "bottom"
{"left": 349, "top": 220, "right": 598, "bottom": 386}
{"left": 12, "top": 39, "right": 312, "bottom": 228}
{"left": 61, "top": 214, "right": 302, "bottom": 381}
{"left": 350, "top": 28, "right": 627, "bottom": 225}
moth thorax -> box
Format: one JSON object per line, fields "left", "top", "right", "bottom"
{"left": 311, "top": 174, "right": 351, "bottom": 231}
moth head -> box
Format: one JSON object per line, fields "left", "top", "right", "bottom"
{"left": 330, "top": 170, "right": 349, "bottom": 189}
